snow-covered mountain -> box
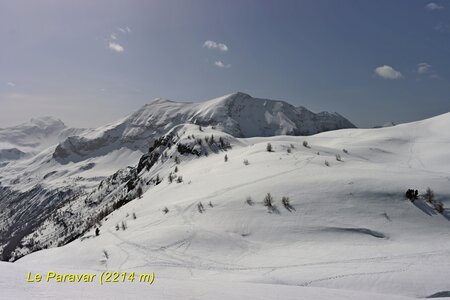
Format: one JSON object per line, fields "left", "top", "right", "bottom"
{"left": 0, "top": 92, "right": 355, "bottom": 262}
{"left": 0, "top": 117, "right": 88, "bottom": 163}
{"left": 4, "top": 111, "right": 450, "bottom": 299}
{"left": 52, "top": 92, "right": 354, "bottom": 163}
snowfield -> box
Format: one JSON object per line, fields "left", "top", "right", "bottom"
{"left": 2, "top": 112, "right": 450, "bottom": 299}
{"left": 0, "top": 93, "right": 355, "bottom": 260}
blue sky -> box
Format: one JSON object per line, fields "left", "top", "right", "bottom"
{"left": 1, "top": 0, "right": 449, "bottom": 128}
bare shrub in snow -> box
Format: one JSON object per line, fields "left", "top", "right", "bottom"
{"left": 243, "top": 159, "right": 249, "bottom": 165}
{"left": 282, "top": 196, "right": 295, "bottom": 212}
{"left": 102, "top": 249, "right": 109, "bottom": 260}
{"left": 343, "top": 148, "right": 348, "bottom": 154}
{"left": 176, "top": 176, "right": 183, "bottom": 183}
{"left": 324, "top": 160, "right": 330, "bottom": 167}
{"left": 174, "top": 166, "right": 178, "bottom": 173}
{"left": 121, "top": 221, "right": 127, "bottom": 231}
{"left": 246, "top": 196, "right": 254, "bottom": 206}
{"left": 290, "top": 144, "right": 295, "bottom": 149}
{"left": 224, "top": 154, "right": 228, "bottom": 162}
{"left": 155, "top": 174, "right": 162, "bottom": 185}
{"left": 303, "top": 140, "right": 309, "bottom": 148}
{"left": 263, "top": 193, "right": 273, "bottom": 208}
{"left": 197, "top": 202, "right": 205, "bottom": 213}
{"left": 136, "top": 186, "right": 143, "bottom": 199}
{"left": 132, "top": 212, "right": 137, "bottom": 219}
{"left": 162, "top": 207, "right": 169, "bottom": 214}
{"left": 335, "top": 154, "right": 342, "bottom": 161}
{"left": 115, "top": 224, "right": 120, "bottom": 231}
{"left": 424, "top": 187, "right": 434, "bottom": 203}
{"left": 174, "top": 156, "right": 180, "bottom": 164}
{"left": 208, "top": 201, "right": 213, "bottom": 208}
{"left": 266, "top": 143, "right": 273, "bottom": 152}
{"left": 434, "top": 201, "right": 444, "bottom": 213}
{"left": 286, "top": 148, "right": 292, "bottom": 154}
{"left": 168, "top": 172, "right": 174, "bottom": 183}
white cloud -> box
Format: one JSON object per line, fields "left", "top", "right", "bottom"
{"left": 214, "top": 61, "right": 231, "bottom": 68}
{"left": 7, "top": 82, "right": 15, "bottom": 87}
{"left": 203, "top": 40, "right": 229, "bottom": 52}
{"left": 374, "top": 65, "right": 403, "bottom": 80}
{"left": 417, "top": 63, "right": 440, "bottom": 79}
{"left": 108, "top": 42, "right": 124, "bottom": 53}
{"left": 110, "top": 33, "right": 117, "bottom": 40}
{"left": 425, "top": 2, "right": 444, "bottom": 11}
{"left": 417, "top": 63, "right": 431, "bottom": 74}
{"left": 435, "top": 23, "right": 450, "bottom": 33}
{"left": 118, "top": 27, "right": 126, "bottom": 33}
{"left": 125, "top": 26, "right": 132, "bottom": 33}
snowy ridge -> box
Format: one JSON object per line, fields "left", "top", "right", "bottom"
{"left": 52, "top": 92, "right": 355, "bottom": 162}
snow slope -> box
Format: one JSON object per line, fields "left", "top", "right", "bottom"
{"left": 0, "top": 92, "right": 354, "bottom": 262}
{"left": 9, "top": 112, "right": 450, "bottom": 299}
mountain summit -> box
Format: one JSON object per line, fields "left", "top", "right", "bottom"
{"left": 52, "top": 92, "right": 355, "bottom": 162}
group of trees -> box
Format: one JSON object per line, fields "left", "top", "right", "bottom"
{"left": 406, "top": 187, "right": 445, "bottom": 213}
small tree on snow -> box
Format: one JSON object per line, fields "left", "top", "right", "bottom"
{"left": 434, "top": 201, "right": 444, "bottom": 213}
{"left": 424, "top": 187, "right": 434, "bottom": 203}
{"left": 405, "top": 189, "right": 418, "bottom": 201}
{"left": 162, "top": 207, "right": 169, "bottom": 214}
{"left": 121, "top": 221, "right": 127, "bottom": 231}
{"left": 224, "top": 154, "right": 228, "bottom": 162}
{"left": 263, "top": 193, "right": 273, "bottom": 207}
{"left": 303, "top": 141, "right": 309, "bottom": 148}
{"left": 266, "top": 143, "right": 273, "bottom": 152}
{"left": 197, "top": 202, "right": 205, "bottom": 213}
{"left": 282, "top": 196, "right": 295, "bottom": 212}
{"left": 136, "top": 187, "right": 143, "bottom": 199}
{"left": 155, "top": 174, "right": 162, "bottom": 185}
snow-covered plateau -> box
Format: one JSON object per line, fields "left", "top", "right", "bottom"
{"left": 1, "top": 93, "right": 449, "bottom": 299}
